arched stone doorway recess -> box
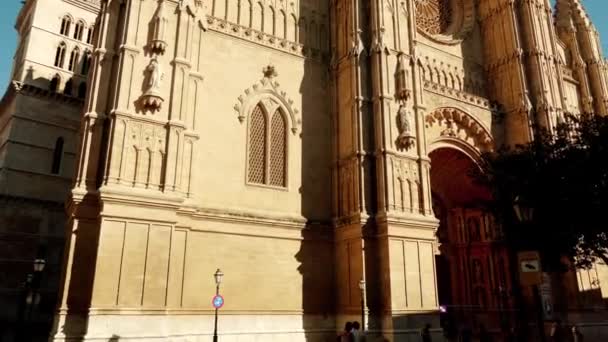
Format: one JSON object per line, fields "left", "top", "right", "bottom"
{"left": 426, "top": 107, "right": 513, "bottom": 335}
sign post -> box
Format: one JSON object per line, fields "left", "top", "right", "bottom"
{"left": 212, "top": 269, "right": 224, "bottom": 342}
{"left": 517, "top": 251, "right": 545, "bottom": 342}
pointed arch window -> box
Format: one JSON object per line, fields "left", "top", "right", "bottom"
{"left": 54, "top": 42, "right": 66, "bottom": 68}
{"left": 60, "top": 16, "right": 72, "bottom": 36}
{"left": 86, "top": 26, "right": 94, "bottom": 44}
{"left": 74, "top": 20, "right": 85, "bottom": 40}
{"left": 269, "top": 110, "right": 286, "bottom": 187}
{"left": 81, "top": 50, "right": 92, "bottom": 75}
{"left": 51, "top": 137, "right": 64, "bottom": 174}
{"left": 247, "top": 103, "right": 287, "bottom": 188}
{"left": 68, "top": 47, "right": 80, "bottom": 72}
{"left": 49, "top": 74, "right": 60, "bottom": 92}
{"left": 248, "top": 105, "right": 267, "bottom": 184}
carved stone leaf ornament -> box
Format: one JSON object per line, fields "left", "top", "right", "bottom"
{"left": 234, "top": 65, "right": 301, "bottom": 134}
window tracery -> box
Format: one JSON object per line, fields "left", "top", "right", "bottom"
{"left": 86, "top": 26, "right": 94, "bottom": 44}
{"left": 60, "top": 15, "right": 72, "bottom": 36}
{"left": 269, "top": 110, "right": 286, "bottom": 187}
{"left": 248, "top": 105, "right": 267, "bottom": 184}
{"left": 74, "top": 20, "right": 85, "bottom": 40}
{"left": 247, "top": 103, "right": 288, "bottom": 188}
{"left": 68, "top": 47, "right": 80, "bottom": 72}
{"left": 54, "top": 42, "right": 66, "bottom": 68}
{"left": 415, "top": 0, "right": 452, "bottom": 35}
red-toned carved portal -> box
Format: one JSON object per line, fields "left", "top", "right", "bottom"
{"left": 431, "top": 147, "right": 514, "bottom": 331}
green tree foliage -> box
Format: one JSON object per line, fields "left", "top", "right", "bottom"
{"left": 474, "top": 114, "right": 608, "bottom": 270}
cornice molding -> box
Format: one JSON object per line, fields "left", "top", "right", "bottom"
{"left": 205, "top": 16, "right": 326, "bottom": 62}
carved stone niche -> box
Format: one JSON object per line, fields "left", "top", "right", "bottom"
{"left": 394, "top": 53, "right": 415, "bottom": 151}
{"left": 149, "top": 0, "right": 169, "bottom": 54}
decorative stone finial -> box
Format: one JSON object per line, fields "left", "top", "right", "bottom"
{"left": 395, "top": 53, "right": 411, "bottom": 102}
{"left": 150, "top": 0, "right": 168, "bottom": 54}
{"left": 263, "top": 65, "right": 278, "bottom": 79}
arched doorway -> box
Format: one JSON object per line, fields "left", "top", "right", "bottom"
{"left": 430, "top": 146, "right": 512, "bottom": 335}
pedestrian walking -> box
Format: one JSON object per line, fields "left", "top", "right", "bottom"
{"left": 421, "top": 323, "right": 432, "bottom": 342}
{"left": 351, "top": 321, "right": 364, "bottom": 342}
{"left": 478, "top": 324, "right": 491, "bottom": 342}
{"left": 460, "top": 326, "right": 472, "bottom": 342}
{"left": 505, "top": 326, "right": 518, "bottom": 342}
{"left": 550, "top": 321, "right": 564, "bottom": 342}
{"left": 337, "top": 322, "right": 353, "bottom": 342}
{"left": 571, "top": 325, "right": 584, "bottom": 342}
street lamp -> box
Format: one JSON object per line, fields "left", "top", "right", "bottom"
{"left": 513, "top": 196, "right": 534, "bottom": 223}
{"left": 213, "top": 269, "right": 223, "bottom": 342}
{"left": 20, "top": 258, "right": 46, "bottom": 342}
{"left": 496, "top": 285, "right": 509, "bottom": 333}
{"left": 33, "top": 258, "right": 46, "bottom": 272}
{"left": 359, "top": 279, "right": 365, "bottom": 331}
{"left": 512, "top": 197, "right": 545, "bottom": 342}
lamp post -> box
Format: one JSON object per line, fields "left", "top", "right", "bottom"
{"left": 213, "top": 269, "right": 223, "bottom": 342}
{"left": 496, "top": 285, "right": 509, "bottom": 333}
{"left": 358, "top": 279, "right": 365, "bottom": 331}
{"left": 512, "top": 197, "right": 545, "bottom": 342}
{"left": 19, "top": 258, "right": 45, "bottom": 342}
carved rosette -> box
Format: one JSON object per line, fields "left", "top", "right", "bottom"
{"left": 415, "top": 0, "right": 453, "bottom": 35}
{"left": 414, "top": 0, "right": 475, "bottom": 44}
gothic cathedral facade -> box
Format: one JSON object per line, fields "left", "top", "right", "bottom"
{"left": 2, "top": 0, "right": 608, "bottom": 341}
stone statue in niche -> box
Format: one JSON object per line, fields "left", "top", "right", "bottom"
{"left": 140, "top": 58, "right": 164, "bottom": 112}
{"left": 395, "top": 53, "right": 415, "bottom": 151}
{"left": 396, "top": 105, "right": 416, "bottom": 150}
{"left": 147, "top": 59, "right": 162, "bottom": 90}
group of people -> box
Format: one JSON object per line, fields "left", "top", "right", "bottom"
{"left": 549, "top": 322, "right": 585, "bottom": 342}
{"left": 337, "top": 320, "right": 585, "bottom": 341}
{"left": 337, "top": 321, "right": 364, "bottom": 342}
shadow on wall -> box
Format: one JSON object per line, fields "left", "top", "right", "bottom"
{"left": 22, "top": 66, "right": 87, "bottom": 99}
{"left": 392, "top": 313, "right": 442, "bottom": 342}
{"left": 108, "top": 334, "right": 120, "bottom": 341}
{"left": 297, "top": 1, "right": 334, "bottom": 340}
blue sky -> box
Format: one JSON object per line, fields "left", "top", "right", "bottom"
{"left": 0, "top": 0, "right": 606, "bottom": 91}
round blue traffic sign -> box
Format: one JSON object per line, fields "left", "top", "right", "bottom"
{"left": 212, "top": 294, "right": 224, "bottom": 309}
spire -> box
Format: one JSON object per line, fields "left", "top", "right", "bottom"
{"left": 554, "top": 0, "right": 592, "bottom": 29}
